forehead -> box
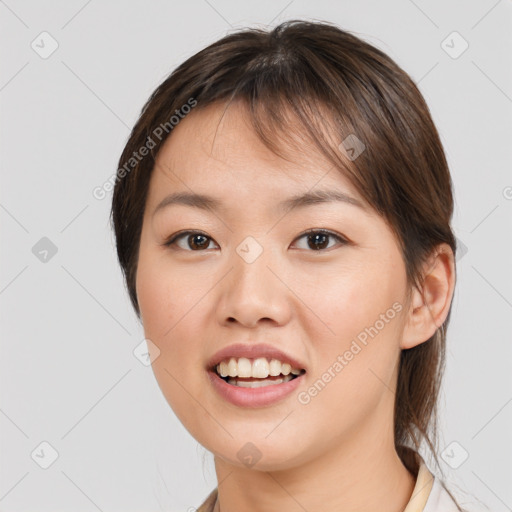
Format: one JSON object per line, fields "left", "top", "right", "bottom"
{"left": 149, "top": 101, "right": 368, "bottom": 212}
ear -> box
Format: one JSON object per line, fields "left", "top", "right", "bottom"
{"left": 401, "top": 243, "right": 456, "bottom": 350}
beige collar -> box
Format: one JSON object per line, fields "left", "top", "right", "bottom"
{"left": 403, "top": 456, "right": 436, "bottom": 512}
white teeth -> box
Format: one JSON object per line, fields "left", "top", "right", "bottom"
{"left": 269, "top": 359, "right": 281, "bottom": 376}
{"left": 227, "top": 374, "right": 294, "bottom": 387}
{"left": 215, "top": 357, "right": 304, "bottom": 379}
{"left": 227, "top": 357, "right": 237, "bottom": 377}
{"left": 237, "top": 357, "right": 252, "bottom": 378}
{"left": 281, "top": 363, "right": 291, "bottom": 376}
{"left": 252, "top": 358, "right": 269, "bottom": 378}
{"left": 219, "top": 360, "right": 229, "bottom": 377}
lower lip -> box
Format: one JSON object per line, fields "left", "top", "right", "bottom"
{"left": 207, "top": 370, "right": 305, "bottom": 408}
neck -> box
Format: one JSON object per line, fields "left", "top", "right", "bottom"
{"left": 212, "top": 419, "right": 416, "bottom": 512}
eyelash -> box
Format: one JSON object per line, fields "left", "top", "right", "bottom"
{"left": 163, "top": 229, "right": 349, "bottom": 252}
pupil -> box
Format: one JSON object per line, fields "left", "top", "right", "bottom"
{"left": 309, "top": 233, "right": 328, "bottom": 250}
{"left": 190, "top": 234, "right": 208, "bottom": 250}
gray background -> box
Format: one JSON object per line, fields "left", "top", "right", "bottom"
{"left": 1, "top": 1, "right": 511, "bottom": 511}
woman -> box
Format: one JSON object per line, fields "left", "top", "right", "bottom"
{"left": 111, "top": 19, "right": 466, "bottom": 511}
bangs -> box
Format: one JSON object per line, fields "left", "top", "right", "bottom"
{"left": 189, "top": 62, "right": 373, "bottom": 215}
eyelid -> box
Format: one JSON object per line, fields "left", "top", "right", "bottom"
{"left": 163, "top": 228, "right": 349, "bottom": 251}
{"left": 295, "top": 228, "right": 348, "bottom": 244}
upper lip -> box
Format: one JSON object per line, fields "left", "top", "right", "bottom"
{"left": 207, "top": 343, "right": 307, "bottom": 372}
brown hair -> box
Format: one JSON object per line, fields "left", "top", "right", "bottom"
{"left": 111, "top": 19, "right": 462, "bottom": 509}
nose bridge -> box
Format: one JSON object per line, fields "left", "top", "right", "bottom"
{"left": 231, "top": 234, "right": 276, "bottom": 299}
{"left": 216, "top": 235, "right": 289, "bottom": 326}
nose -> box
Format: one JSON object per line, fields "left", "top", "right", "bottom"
{"left": 215, "top": 242, "right": 292, "bottom": 328}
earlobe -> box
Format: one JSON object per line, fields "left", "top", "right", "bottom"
{"left": 400, "top": 244, "right": 455, "bottom": 350}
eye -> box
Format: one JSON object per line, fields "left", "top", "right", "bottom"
{"left": 292, "top": 229, "right": 348, "bottom": 252}
{"left": 163, "top": 230, "right": 218, "bottom": 251}
{"left": 163, "top": 229, "right": 348, "bottom": 252}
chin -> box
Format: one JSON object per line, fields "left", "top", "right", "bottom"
{"left": 205, "top": 436, "right": 310, "bottom": 472}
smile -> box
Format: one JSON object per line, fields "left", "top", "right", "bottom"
{"left": 208, "top": 357, "right": 307, "bottom": 408}
{"left": 215, "top": 356, "right": 305, "bottom": 387}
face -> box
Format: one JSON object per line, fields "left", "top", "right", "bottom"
{"left": 136, "top": 101, "right": 411, "bottom": 471}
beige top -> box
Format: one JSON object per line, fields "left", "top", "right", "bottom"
{"left": 196, "top": 453, "right": 459, "bottom": 512}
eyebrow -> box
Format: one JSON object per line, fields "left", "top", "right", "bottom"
{"left": 153, "top": 189, "right": 367, "bottom": 217}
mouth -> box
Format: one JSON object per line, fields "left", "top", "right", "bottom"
{"left": 210, "top": 357, "right": 306, "bottom": 388}
{"left": 207, "top": 359, "right": 307, "bottom": 408}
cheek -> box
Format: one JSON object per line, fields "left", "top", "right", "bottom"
{"left": 136, "top": 248, "right": 210, "bottom": 372}
{"left": 136, "top": 254, "right": 210, "bottom": 430}
{"left": 296, "top": 258, "right": 401, "bottom": 350}
{"left": 296, "top": 258, "right": 405, "bottom": 404}
{"left": 295, "top": 286, "right": 403, "bottom": 447}
{"left": 136, "top": 246, "right": 196, "bottom": 335}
